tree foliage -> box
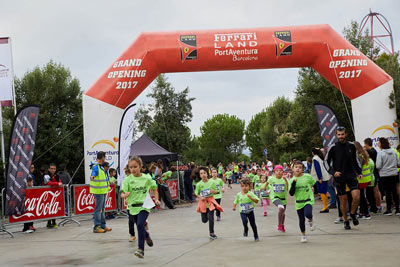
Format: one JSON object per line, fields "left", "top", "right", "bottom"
{"left": 245, "top": 110, "right": 267, "bottom": 162}
{"left": 135, "top": 74, "right": 195, "bottom": 154}
{"left": 199, "top": 114, "right": 245, "bottom": 165}
{"left": 3, "top": 61, "right": 84, "bottom": 183}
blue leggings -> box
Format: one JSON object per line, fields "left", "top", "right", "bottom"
{"left": 240, "top": 211, "right": 258, "bottom": 239}
{"left": 296, "top": 204, "right": 313, "bottom": 233}
{"left": 131, "top": 210, "right": 149, "bottom": 250}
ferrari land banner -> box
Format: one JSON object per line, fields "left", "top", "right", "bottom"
{"left": 5, "top": 105, "right": 40, "bottom": 216}
{"left": 8, "top": 186, "right": 65, "bottom": 224}
{"left": 314, "top": 104, "right": 340, "bottom": 151}
{"left": 0, "top": 37, "right": 14, "bottom": 106}
{"left": 73, "top": 184, "right": 117, "bottom": 215}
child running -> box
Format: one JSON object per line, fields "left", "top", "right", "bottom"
{"left": 211, "top": 168, "right": 225, "bottom": 221}
{"left": 195, "top": 166, "right": 223, "bottom": 239}
{"left": 264, "top": 165, "right": 288, "bottom": 232}
{"left": 259, "top": 174, "right": 270, "bottom": 216}
{"left": 121, "top": 157, "right": 161, "bottom": 258}
{"left": 225, "top": 168, "right": 233, "bottom": 189}
{"left": 233, "top": 178, "right": 260, "bottom": 242}
{"left": 289, "top": 161, "right": 318, "bottom": 243}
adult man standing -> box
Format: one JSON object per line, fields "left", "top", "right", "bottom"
{"left": 325, "top": 127, "right": 362, "bottom": 230}
{"left": 90, "top": 151, "right": 112, "bottom": 233}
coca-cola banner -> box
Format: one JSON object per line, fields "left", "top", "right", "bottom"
{"left": 6, "top": 105, "right": 40, "bottom": 216}
{"left": 73, "top": 184, "right": 117, "bottom": 215}
{"left": 9, "top": 186, "right": 65, "bottom": 223}
{"left": 166, "top": 180, "right": 178, "bottom": 200}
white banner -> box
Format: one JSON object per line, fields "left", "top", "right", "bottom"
{"left": 118, "top": 104, "right": 136, "bottom": 186}
{"left": 0, "top": 37, "right": 14, "bottom": 106}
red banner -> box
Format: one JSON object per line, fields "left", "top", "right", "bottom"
{"left": 9, "top": 186, "right": 65, "bottom": 223}
{"left": 166, "top": 180, "right": 178, "bottom": 200}
{"left": 73, "top": 184, "right": 117, "bottom": 215}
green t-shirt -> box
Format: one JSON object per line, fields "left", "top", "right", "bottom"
{"left": 162, "top": 171, "right": 172, "bottom": 181}
{"left": 289, "top": 174, "right": 316, "bottom": 210}
{"left": 218, "top": 166, "right": 223, "bottom": 174}
{"left": 212, "top": 178, "right": 225, "bottom": 199}
{"left": 268, "top": 176, "right": 288, "bottom": 205}
{"left": 109, "top": 177, "right": 117, "bottom": 184}
{"left": 247, "top": 173, "right": 255, "bottom": 180}
{"left": 252, "top": 175, "right": 260, "bottom": 185}
{"left": 259, "top": 182, "right": 270, "bottom": 199}
{"left": 225, "top": 171, "right": 233, "bottom": 179}
{"left": 234, "top": 191, "right": 259, "bottom": 213}
{"left": 121, "top": 173, "right": 157, "bottom": 215}
{"left": 254, "top": 180, "right": 262, "bottom": 192}
{"left": 195, "top": 179, "right": 217, "bottom": 198}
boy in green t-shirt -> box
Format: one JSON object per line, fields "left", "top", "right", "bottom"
{"left": 233, "top": 178, "right": 260, "bottom": 242}
{"left": 289, "top": 161, "right": 318, "bottom": 243}
{"left": 225, "top": 169, "right": 233, "bottom": 189}
{"left": 264, "top": 165, "right": 289, "bottom": 232}
{"left": 211, "top": 168, "right": 225, "bottom": 221}
{"left": 121, "top": 157, "right": 161, "bottom": 258}
{"left": 252, "top": 169, "right": 261, "bottom": 189}
{"left": 195, "top": 166, "right": 219, "bottom": 240}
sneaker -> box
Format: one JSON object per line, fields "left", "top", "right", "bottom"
{"left": 395, "top": 210, "right": 400, "bottom": 216}
{"left": 52, "top": 224, "right": 58, "bottom": 229}
{"left": 350, "top": 214, "right": 359, "bottom": 226}
{"left": 308, "top": 219, "right": 316, "bottom": 231}
{"left": 320, "top": 209, "right": 329, "bottom": 213}
{"left": 93, "top": 226, "right": 106, "bottom": 233}
{"left": 363, "top": 214, "right": 371, "bottom": 220}
{"left": 29, "top": 226, "right": 36, "bottom": 232}
{"left": 129, "top": 236, "right": 136, "bottom": 242}
{"left": 134, "top": 249, "right": 144, "bottom": 258}
{"left": 328, "top": 204, "right": 337, "bottom": 209}
{"left": 264, "top": 212, "right": 267, "bottom": 217}
{"left": 383, "top": 210, "right": 392, "bottom": 216}
{"left": 103, "top": 227, "right": 112, "bottom": 232}
{"left": 23, "top": 229, "right": 34, "bottom": 234}
{"left": 216, "top": 216, "right": 221, "bottom": 221}
{"left": 243, "top": 231, "right": 248, "bottom": 237}
{"left": 334, "top": 217, "right": 344, "bottom": 224}
{"left": 209, "top": 233, "right": 217, "bottom": 240}
{"left": 145, "top": 235, "right": 153, "bottom": 247}
{"left": 344, "top": 220, "right": 351, "bottom": 230}
{"left": 46, "top": 224, "right": 52, "bottom": 228}
{"left": 255, "top": 237, "right": 260, "bottom": 242}
{"left": 300, "top": 235, "right": 308, "bottom": 243}
{"left": 377, "top": 206, "right": 383, "bottom": 213}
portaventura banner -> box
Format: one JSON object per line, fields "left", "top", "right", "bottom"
{"left": 118, "top": 104, "right": 136, "bottom": 186}
{"left": 0, "top": 37, "right": 14, "bottom": 106}
{"left": 5, "top": 105, "right": 40, "bottom": 216}
{"left": 314, "top": 104, "right": 340, "bottom": 151}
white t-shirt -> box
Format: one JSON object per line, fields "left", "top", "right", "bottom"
{"left": 267, "top": 161, "right": 273, "bottom": 172}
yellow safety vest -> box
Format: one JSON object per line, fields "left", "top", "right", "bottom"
{"left": 90, "top": 164, "right": 110, "bottom": 194}
{"left": 359, "top": 160, "right": 372, "bottom": 184}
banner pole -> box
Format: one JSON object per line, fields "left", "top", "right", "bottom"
{"left": 0, "top": 104, "right": 6, "bottom": 180}
{"left": 9, "top": 38, "right": 16, "bottom": 115}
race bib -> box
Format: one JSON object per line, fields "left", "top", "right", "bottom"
{"left": 240, "top": 202, "right": 254, "bottom": 213}
{"left": 255, "top": 182, "right": 260, "bottom": 187}
{"left": 200, "top": 188, "right": 211, "bottom": 198}
{"left": 216, "top": 185, "right": 220, "bottom": 191}
{"left": 273, "top": 184, "right": 285, "bottom": 193}
{"left": 260, "top": 190, "right": 269, "bottom": 197}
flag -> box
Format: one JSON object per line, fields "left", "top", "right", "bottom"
{"left": 117, "top": 104, "right": 136, "bottom": 186}
{"left": 5, "top": 105, "right": 40, "bottom": 215}
{"left": 313, "top": 104, "right": 340, "bottom": 151}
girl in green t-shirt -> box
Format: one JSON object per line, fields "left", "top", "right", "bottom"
{"left": 121, "top": 157, "right": 161, "bottom": 258}
{"left": 289, "top": 161, "right": 318, "bottom": 243}
{"left": 233, "top": 178, "right": 260, "bottom": 241}
{"left": 195, "top": 166, "right": 219, "bottom": 240}
{"left": 259, "top": 175, "right": 271, "bottom": 216}
{"left": 211, "top": 168, "right": 225, "bottom": 221}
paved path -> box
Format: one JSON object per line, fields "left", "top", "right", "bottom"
{"left": 1, "top": 183, "right": 400, "bottom": 266}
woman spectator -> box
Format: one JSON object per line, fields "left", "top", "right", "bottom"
{"left": 310, "top": 148, "right": 330, "bottom": 213}
{"left": 376, "top": 137, "right": 400, "bottom": 215}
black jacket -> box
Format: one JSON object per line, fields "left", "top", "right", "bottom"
{"left": 325, "top": 141, "right": 362, "bottom": 176}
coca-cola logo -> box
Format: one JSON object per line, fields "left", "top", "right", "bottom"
{"left": 76, "top": 186, "right": 115, "bottom": 212}
{"left": 12, "top": 190, "right": 61, "bottom": 219}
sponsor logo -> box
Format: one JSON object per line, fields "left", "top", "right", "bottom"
{"left": 179, "top": 35, "right": 197, "bottom": 62}
{"left": 12, "top": 190, "right": 61, "bottom": 219}
{"left": 214, "top": 32, "right": 258, "bottom": 62}
{"left": 22, "top": 128, "right": 29, "bottom": 134}
{"left": 87, "top": 138, "right": 119, "bottom": 167}
{"left": 14, "top": 155, "right": 20, "bottom": 162}
{"left": 273, "top": 31, "right": 292, "bottom": 57}
{"left": 371, "top": 125, "right": 395, "bottom": 135}
{"left": 75, "top": 185, "right": 115, "bottom": 213}
{"left": 91, "top": 139, "right": 116, "bottom": 149}
{"left": 0, "top": 63, "right": 9, "bottom": 78}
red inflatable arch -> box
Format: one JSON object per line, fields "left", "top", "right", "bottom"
{"left": 83, "top": 24, "right": 397, "bottom": 182}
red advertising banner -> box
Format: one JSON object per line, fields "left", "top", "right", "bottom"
{"left": 73, "top": 184, "right": 117, "bottom": 215}
{"left": 9, "top": 186, "right": 65, "bottom": 223}
{"left": 166, "top": 179, "right": 178, "bottom": 200}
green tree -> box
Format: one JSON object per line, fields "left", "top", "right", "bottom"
{"left": 181, "top": 136, "right": 205, "bottom": 165}
{"left": 245, "top": 110, "right": 267, "bottom": 162}
{"left": 135, "top": 74, "right": 195, "bottom": 154}
{"left": 3, "top": 61, "right": 84, "bottom": 183}
{"left": 199, "top": 114, "right": 245, "bottom": 165}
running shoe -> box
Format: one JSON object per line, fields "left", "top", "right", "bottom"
{"left": 264, "top": 212, "right": 267, "bottom": 217}
{"left": 300, "top": 235, "right": 308, "bottom": 243}
{"left": 103, "top": 227, "right": 112, "bottom": 232}
{"left": 320, "top": 209, "right": 329, "bottom": 213}
{"left": 383, "top": 210, "right": 392, "bottom": 216}
{"left": 328, "top": 204, "right": 337, "bottom": 209}
{"left": 93, "top": 226, "right": 106, "bottom": 233}
{"left": 209, "top": 233, "right": 218, "bottom": 240}
{"left": 344, "top": 220, "right": 351, "bottom": 230}
{"left": 243, "top": 231, "right": 248, "bottom": 237}
{"left": 395, "top": 210, "right": 400, "bottom": 216}
{"left": 145, "top": 235, "right": 153, "bottom": 247}
{"left": 129, "top": 236, "right": 136, "bottom": 242}
{"left": 52, "top": 224, "right": 58, "bottom": 229}
{"left": 363, "top": 214, "right": 371, "bottom": 220}
{"left": 350, "top": 214, "right": 359, "bottom": 226}
{"left": 29, "top": 226, "right": 36, "bottom": 232}
{"left": 334, "top": 217, "right": 344, "bottom": 224}
{"left": 134, "top": 249, "right": 144, "bottom": 258}
{"left": 23, "top": 229, "right": 34, "bottom": 234}
{"left": 308, "top": 219, "right": 316, "bottom": 231}
{"left": 255, "top": 237, "right": 260, "bottom": 242}
{"left": 216, "top": 216, "right": 221, "bottom": 221}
